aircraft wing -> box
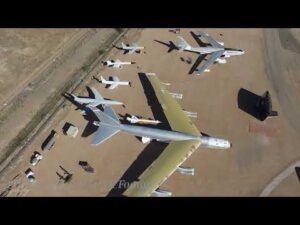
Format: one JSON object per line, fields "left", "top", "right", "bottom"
{"left": 197, "top": 31, "right": 224, "bottom": 49}
{"left": 188, "top": 53, "right": 207, "bottom": 74}
{"left": 89, "top": 106, "right": 120, "bottom": 145}
{"left": 90, "top": 87, "right": 104, "bottom": 101}
{"left": 91, "top": 124, "right": 120, "bottom": 145}
{"left": 195, "top": 50, "right": 224, "bottom": 75}
{"left": 147, "top": 74, "right": 200, "bottom": 136}
{"left": 123, "top": 74, "right": 202, "bottom": 197}
{"left": 129, "top": 48, "right": 136, "bottom": 54}
{"left": 108, "top": 83, "right": 119, "bottom": 90}
{"left": 103, "top": 105, "right": 119, "bottom": 121}
{"left": 112, "top": 76, "right": 120, "bottom": 82}
{"left": 123, "top": 139, "right": 200, "bottom": 196}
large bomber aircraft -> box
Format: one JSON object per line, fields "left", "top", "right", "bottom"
{"left": 87, "top": 73, "right": 231, "bottom": 197}
{"left": 176, "top": 31, "right": 244, "bottom": 75}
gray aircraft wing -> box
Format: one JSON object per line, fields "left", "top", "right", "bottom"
{"left": 91, "top": 124, "right": 120, "bottom": 145}
{"left": 112, "top": 76, "right": 120, "bottom": 82}
{"left": 128, "top": 48, "right": 136, "bottom": 54}
{"left": 188, "top": 54, "right": 207, "bottom": 74}
{"left": 108, "top": 83, "right": 119, "bottom": 90}
{"left": 90, "top": 87, "right": 104, "bottom": 101}
{"left": 89, "top": 106, "right": 121, "bottom": 145}
{"left": 195, "top": 50, "right": 224, "bottom": 75}
{"left": 197, "top": 31, "right": 224, "bottom": 49}
{"left": 103, "top": 105, "right": 119, "bottom": 121}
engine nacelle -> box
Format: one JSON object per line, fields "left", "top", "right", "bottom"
{"left": 141, "top": 136, "right": 151, "bottom": 144}
{"left": 93, "top": 121, "right": 101, "bottom": 127}
{"left": 176, "top": 166, "right": 195, "bottom": 175}
{"left": 216, "top": 58, "right": 227, "bottom": 64}
{"left": 153, "top": 188, "right": 172, "bottom": 197}
{"left": 80, "top": 110, "right": 87, "bottom": 115}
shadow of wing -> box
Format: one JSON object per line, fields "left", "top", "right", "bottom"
{"left": 190, "top": 31, "right": 209, "bottom": 47}
{"left": 81, "top": 121, "right": 98, "bottom": 137}
{"left": 106, "top": 141, "right": 167, "bottom": 196}
{"left": 86, "top": 86, "right": 95, "bottom": 99}
{"left": 189, "top": 54, "right": 207, "bottom": 74}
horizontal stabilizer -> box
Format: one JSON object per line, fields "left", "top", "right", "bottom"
{"left": 91, "top": 124, "right": 120, "bottom": 145}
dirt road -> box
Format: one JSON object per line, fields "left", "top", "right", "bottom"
{"left": 0, "top": 29, "right": 120, "bottom": 175}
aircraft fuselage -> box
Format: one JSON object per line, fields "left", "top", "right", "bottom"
{"left": 99, "top": 122, "right": 231, "bottom": 149}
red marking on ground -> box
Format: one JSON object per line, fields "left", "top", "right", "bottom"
{"left": 248, "top": 121, "right": 278, "bottom": 138}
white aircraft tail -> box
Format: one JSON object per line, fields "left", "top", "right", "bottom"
{"left": 177, "top": 36, "right": 191, "bottom": 51}
{"left": 121, "top": 42, "right": 127, "bottom": 49}
{"left": 100, "top": 76, "right": 106, "bottom": 83}
{"left": 70, "top": 93, "right": 79, "bottom": 101}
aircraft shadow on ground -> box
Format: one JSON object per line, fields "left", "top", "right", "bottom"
{"left": 154, "top": 40, "right": 178, "bottom": 53}
{"left": 137, "top": 73, "right": 170, "bottom": 130}
{"left": 237, "top": 88, "right": 267, "bottom": 121}
{"left": 62, "top": 90, "right": 99, "bottom": 137}
{"left": 190, "top": 31, "right": 208, "bottom": 47}
{"left": 106, "top": 141, "right": 167, "bottom": 197}
{"left": 112, "top": 44, "right": 130, "bottom": 55}
{"left": 106, "top": 73, "right": 171, "bottom": 196}
{"left": 295, "top": 167, "right": 300, "bottom": 182}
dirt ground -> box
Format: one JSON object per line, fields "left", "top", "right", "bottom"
{"left": 1, "top": 28, "right": 300, "bottom": 196}
{"left": 0, "top": 29, "right": 77, "bottom": 105}
{"left": 0, "top": 29, "right": 119, "bottom": 169}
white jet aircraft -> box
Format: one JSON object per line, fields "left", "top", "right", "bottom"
{"left": 99, "top": 76, "right": 131, "bottom": 90}
{"left": 176, "top": 31, "right": 245, "bottom": 75}
{"left": 120, "top": 42, "right": 145, "bottom": 54}
{"left": 103, "top": 59, "right": 135, "bottom": 68}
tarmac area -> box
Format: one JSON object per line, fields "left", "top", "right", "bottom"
{"left": 0, "top": 28, "right": 300, "bottom": 196}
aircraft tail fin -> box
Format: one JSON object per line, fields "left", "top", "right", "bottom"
{"left": 121, "top": 42, "right": 127, "bottom": 49}
{"left": 89, "top": 106, "right": 122, "bottom": 145}
{"left": 70, "top": 93, "right": 79, "bottom": 101}
{"left": 91, "top": 124, "right": 120, "bottom": 145}
{"left": 100, "top": 76, "right": 106, "bottom": 83}
{"left": 177, "top": 36, "right": 191, "bottom": 52}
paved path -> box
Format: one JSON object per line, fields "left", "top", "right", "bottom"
{"left": 260, "top": 160, "right": 300, "bottom": 196}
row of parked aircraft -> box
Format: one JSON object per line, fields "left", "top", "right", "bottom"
{"left": 103, "top": 31, "right": 244, "bottom": 75}
{"left": 66, "top": 31, "right": 244, "bottom": 196}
